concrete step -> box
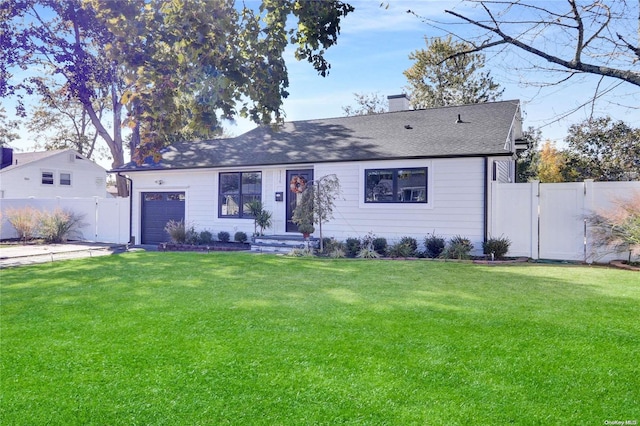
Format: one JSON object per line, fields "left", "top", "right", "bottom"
{"left": 251, "top": 235, "right": 319, "bottom": 253}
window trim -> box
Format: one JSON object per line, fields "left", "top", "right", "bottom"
{"left": 359, "top": 160, "right": 433, "bottom": 210}
{"left": 59, "top": 171, "right": 72, "bottom": 186}
{"left": 218, "top": 171, "right": 262, "bottom": 219}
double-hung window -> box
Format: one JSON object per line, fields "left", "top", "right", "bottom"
{"left": 60, "top": 172, "right": 72, "bottom": 186}
{"left": 41, "top": 171, "right": 54, "bottom": 185}
{"left": 219, "top": 172, "right": 262, "bottom": 218}
{"left": 365, "top": 167, "right": 428, "bottom": 203}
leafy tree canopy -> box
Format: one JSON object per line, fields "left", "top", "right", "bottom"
{"left": 342, "top": 92, "right": 388, "bottom": 116}
{"left": 1, "top": 0, "right": 354, "bottom": 166}
{"left": 403, "top": 35, "right": 503, "bottom": 108}
{"left": 564, "top": 117, "right": 640, "bottom": 181}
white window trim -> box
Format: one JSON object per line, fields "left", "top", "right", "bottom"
{"left": 59, "top": 171, "right": 72, "bottom": 186}
{"left": 358, "top": 160, "right": 433, "bottom": 210}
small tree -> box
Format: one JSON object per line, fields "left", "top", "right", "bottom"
{"left": 291, "top": 174, "right": 341, "bottom": 251}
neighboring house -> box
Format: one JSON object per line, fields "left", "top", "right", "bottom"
{"left": 0, "top": 148, "right": 108, "bottom": 199}
{"left": 114, "top": 97, "right": 525, "bottom": 249}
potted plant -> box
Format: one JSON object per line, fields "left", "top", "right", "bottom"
{"left": 297, "top": 222, "right": 315, "bottom": 239}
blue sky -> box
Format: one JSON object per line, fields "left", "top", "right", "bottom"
{"left": 8, "top": 0, "right": 639, "bottom": 164}
{"left": 251, "top": 0, "right": 639, "bottom": 143}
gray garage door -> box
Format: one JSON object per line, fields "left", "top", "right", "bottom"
{"left": 141, "top": 192, "right": 185, "bottom": 244}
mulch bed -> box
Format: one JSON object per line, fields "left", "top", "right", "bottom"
{"left": 609, "top": 260, "right": 640, "bottom": 271}
{"left": 159, "top": 242, "right": 251, "bottom": 252}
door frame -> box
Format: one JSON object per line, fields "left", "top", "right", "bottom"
{"left": 285, "top": 169, "right": 313, "bottom": 233}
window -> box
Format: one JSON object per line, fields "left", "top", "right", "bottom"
{"left": 365, "top": 168, "right": 427, "bottom": 203}
{"left": 219, "top": 172, "right": 262, "bottom": 218}
{"left": 60, "top": 172, "right": 72, "bottom": 186}
{"left": 41, "top": 171, "right": 54, "bottom": 185}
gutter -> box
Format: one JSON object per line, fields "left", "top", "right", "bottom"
{"left": 117, "top": 172, "right": 134, "bottom": 245}
{"left": 483, "top": 157, "right": 489, "bottom": 244}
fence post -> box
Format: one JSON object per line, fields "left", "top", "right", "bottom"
{"left": 531, "top": 181, "right": 540, "bottom": 260}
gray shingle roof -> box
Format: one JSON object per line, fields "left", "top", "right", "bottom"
{"left": 116, "top": 100, "right": 521, "bottom": 171}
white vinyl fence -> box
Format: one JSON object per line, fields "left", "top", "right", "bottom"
{"left": 0, "top": 197, "right": 130, "bottom": 244}
{"left": 490, "top": 180, "right": 640, "bottom": 263}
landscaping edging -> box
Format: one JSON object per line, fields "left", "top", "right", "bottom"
{"left": 159, "top": 242, "right": 251, "bottom": 252}
{"left": 610, "top": 260, "right": 640, "bottom": 271}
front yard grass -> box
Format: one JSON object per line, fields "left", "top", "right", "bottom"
{"left": 1, "top": 252, "right": 638, "bottom": 424}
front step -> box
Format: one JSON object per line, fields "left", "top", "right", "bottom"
{"left": 251, "top": 235, "right": 319, "bottom": 253}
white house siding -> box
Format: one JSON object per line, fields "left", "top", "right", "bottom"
{"left": 128, "top": 157, "right": 487, "bottom": 251}
{"left": 315, "top": 157, "right": 486, "bottom": 252}
{"left": 0, "top": 152, "right": 107, "bottom": 199}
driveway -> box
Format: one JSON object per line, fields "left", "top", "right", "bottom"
{"left": 0, "top": 242, "right": 129, "bottom": 268}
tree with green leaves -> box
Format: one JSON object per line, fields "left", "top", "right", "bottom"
{"left": 342, "top": 92, "right": 388, "bottom": 116}
{"left": 403, "top": 35, "right": 503, "bottom": 109}
{"left": 516, "top": 127, "right": 542, "bottom": 183}
{"left": 564, "top": 117, "right": 640, "bottom": 182}
{"left": 1, "top": 0, "right": 354, "bottom": 195}
{"left": 0, "top": 107, "right": 20, "bottom": 148}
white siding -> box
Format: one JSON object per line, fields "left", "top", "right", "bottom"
{"left": 0, "top": 152, "right": 107, "bottom": 198}
{"left": 128, "top": 157, "right": 488, "bottom": 252}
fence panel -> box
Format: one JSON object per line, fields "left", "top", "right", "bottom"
{"left": 0, "top": 197, "right": 129, "bottom": 244}
{"left": 538, "top": 183, "right": 586, "bottom": 261}
{"left": 490, "top": 182, "right": 538, "bottom": 258}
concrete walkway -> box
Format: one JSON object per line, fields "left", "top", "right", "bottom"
{"left": 0, "top": 242, "right": 129, "bottom": 268}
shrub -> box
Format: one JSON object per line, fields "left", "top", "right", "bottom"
{"left": 328, "top": 247, "right": 346, "bottom": 258}
{"left": 387, "top": 241, "right": 414, "bottom": 258}
{"left": 399, "top": 236, "right": 418, "bottom": 257}
{"left": 483, "top": 235, "right": 511, "bottom": 259}
{"left": 199, "top": 230, "right": 214, "bottom": 244}
{"left": 321, "top": 238, "right": 343, "bottom": 255}
{"left": 424, "top": 233, "right": 446, "bottom": 258}
{"left": 357, "top": 246, "right": 380, "bottom": 259}
{"left": 185, "top": 225, "right": 200, "bottom": 245}
{"left": 372, "top": 237, "right": 388, "bottom": 256}
{"left": 217, "top": 231, "right": 230, "bottom": 243}
{"left": 38, "top": 208, "right": 84, "bottom": 243}
{"left": 234, "top": 231, "right": 248, "bottom": 243}
{"left": 443, "top": 235, "right": 474, "bottom": 260}
{"left": 5, "top": 206, "right": 39, "bottom": 242}
{"left": 345, "top": 237, "right": 361, "bottom": 258}
{"left": 587, "top": 192, "right": 640, "bottom": 263}
{"left": 165, "top": 220, "right": 186, "bottom": 244}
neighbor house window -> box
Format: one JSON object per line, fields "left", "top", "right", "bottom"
{"left": 219, "top": 172, "right": 262, "bottom": 218}
{"left": 41, "top": 171, "right": 54, "bottom": 185}
{"left": 365, "top": 168, "right": 427, "bottom": 203}
{"left": 60, "top": 172, "right": 72, "bottom": 186}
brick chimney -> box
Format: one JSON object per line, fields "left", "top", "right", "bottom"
{"left": 387, "top": 94, "right": 411, "bottom": 112}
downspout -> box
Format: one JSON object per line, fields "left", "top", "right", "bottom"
{"left": 117, "top": 172, "right": 134, "bottom": 246}
{"left": 483, "top": 157, "right": 489, "bottom": 244}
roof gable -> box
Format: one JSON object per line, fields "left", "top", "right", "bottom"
{"left": 117, "top": 100, "right": 521, "bottom": 171}
{"left": 0, "top": 149, "right": 103, "bottom": 173}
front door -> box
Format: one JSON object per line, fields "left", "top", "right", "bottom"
{"left": 286, "top": 169, "right": 313, "bottom": 233}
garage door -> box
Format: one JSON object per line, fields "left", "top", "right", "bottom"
{"left": 141, "top": 192, "right": 185, "bottom": 244}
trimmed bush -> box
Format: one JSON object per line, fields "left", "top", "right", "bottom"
{"left": 234, "top": 231, "right": 248, "bottom": 243}
{"left": 372, "top": 237, "right": 388, "bottom": 256}
{"left": 345, "top": 237, "right": 361, "bottom": 258}
{"left": 185, "top": 225, "right": 200, "bottom": 245}
{"left": 483, "top": 236, "right": 511, "bottom": 259}
{"left": 425, "top": 233, "right": 446, "bottom": 258}
{"left": 199, "top": 230, "right": 214, "bottom": 244}
{"left": 217, "top": 231, "right": 230, "bottom": 243}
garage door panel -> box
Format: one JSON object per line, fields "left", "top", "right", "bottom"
{"left": 141, "top": 192, "right": 185, "bottom": 244}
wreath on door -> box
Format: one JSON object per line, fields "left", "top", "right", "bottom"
{"left": 289, "top": 175, "right": 307, "bottom": 194}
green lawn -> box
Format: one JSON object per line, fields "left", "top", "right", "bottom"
{"left": 1, "top": 252, "right": 638, "bottom": 425}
